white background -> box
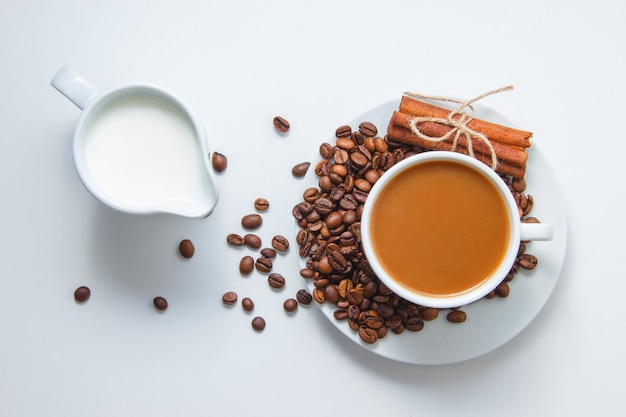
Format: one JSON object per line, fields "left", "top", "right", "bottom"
{"left": 0, "top": 1, "right": 623, "bottom": 416}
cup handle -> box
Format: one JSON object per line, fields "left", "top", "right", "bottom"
{"left": 520, "top": 222, "right": 554, "bottom": 241}
{"left": 50, "top": 66, "right": 99, "bottom": 110}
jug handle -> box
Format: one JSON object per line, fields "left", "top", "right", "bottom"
{"left": 50, "top": 66, "right": 99, "bottom": 110}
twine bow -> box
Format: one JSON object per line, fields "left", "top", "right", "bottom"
{"left": 403, "top": 85, "right": 514, "bottom": 171}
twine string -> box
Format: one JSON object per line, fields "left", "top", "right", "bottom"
{"left": 402, "top": 86, "right": 514, "bottom": 171}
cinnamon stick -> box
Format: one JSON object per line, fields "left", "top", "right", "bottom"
{"left": 389, "top": 111, "right": 528, "bottom": 168}
{"left": 387, "top": 123, "right": 526, "bottom": 179}
{"left": 400, "top": 95, "right": 532, "bottom": 148}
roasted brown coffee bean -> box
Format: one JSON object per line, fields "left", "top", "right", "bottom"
{"left": 384, "top": 315, "right": 403, "bottom": 330}
{"left": 335, "top": 125, "right": 352, "bottom": 138}
{"left": 518, "top": 253, "right": 538, "bottom": 269}
{"left": 374, "top": 137, "right": 388, "bottom": 153}
{"left": 292, "top": 162, "right": 311, "bottom": 178}
{"left": 239, "top": 256, "right": 255, "bottom": 275}
{"left": 73, "top": 286, "right": 91, "bottom": 302}
{"left": 300, "top": 267, "right": 314, "bottom": 279}
{"left": 421, "top": 308, "right": 439, "bottom": 321}
{"left": 226, "top": 233, "right": 244, "bottom": 246}
{"left": 260, "top": 247, "right": 277, "bottom": 258}
{"left": 334, "top": 309, "right": 348, "bottom": 320}
{"left": 179, "top": 239, "right": 195, "bottom": 258}
{"left": 222, "top": 291, "right": 238, "bottom": 305}
{"left": 358, "top": 326, "right": 378, "bottom": 344}
{"left": 319, "top": 142, "right": 334, "bottom": 159}
{"left": 325, "top": 285, "right": 340, "bottom": 304}
{"left": 312, "top": 288, "right": 326, "bottom": 303}
{"left": 254, "top": 198, "right": 270, "bottom": 211}
{"left": 495, "top": 281, "right": 510, "bottom": 297}
{"left": 251, "top": 316, "right": 266, "bottom": 331}
{"left": 211, "top": 152, "right": 227, "bottom": 172}
{"left": 447, "top": 310, "right": 467, "bottom": 323}
{"left": 241, "top": 214, "right": 263, "bottom": 230}
{"left": 273, "top": 116, "right": 290, "bottom": 132}
{"left": 404, "top": 317, "right": 425, "bottom": 332}
{"left": 318, "top": 176, "right": 332, "bottom": 193}
{"left": 336, "top": 137, "right": 355, "bottom": 150}
{"left": 358, "top": 121, "right": 378, "bottom": 137}
{"left": 242, "top": 297, "right": 254, "bottom": 311}
{"left": 243, "top": 234, "right": 262, "bottom": 249}
{"left": 349, "top": 151, "right": 369, "bottom": 168}
{"left": 271, "top": 235, "right": 289, "bottom": 251}
{"left": 153, "top": 296, "right": 168, "bottom": 311}
{"left": 512, "top": 177, "right": 526, "bottom": 192}
{"left": 314, "top": 197, "right": 334, "bottom": 215}
{"left": 296, "top": 289, "right": 313, "bottom": 305}
{"left": 255, "top": 257, "right": 273, "bottom": 273}
{"left": 267, "top": 272, "right": 285, "bottom": 289}
{"left": 283, "top": 298, "right": 298, "bottom": 312}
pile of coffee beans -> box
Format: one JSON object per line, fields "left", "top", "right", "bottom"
{"left": 292, "top": 121, "right": 540, "bottom": 344}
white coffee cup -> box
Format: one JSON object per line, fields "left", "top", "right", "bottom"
{"left": 51, "top": 66, "right": 219, "bottom": 218}
{"left": 361, "top": 151, "right": 553, "bottom": 309}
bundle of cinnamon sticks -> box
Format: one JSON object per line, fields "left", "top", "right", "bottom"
{"left": 387, "top": 95, "right": 532, "bottom": 179}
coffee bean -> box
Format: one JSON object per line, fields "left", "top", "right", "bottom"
{"left": 334, "top": 309, "right": 348, "bottom": 320}
{"left": 296, "top": 289, "right": 312, "bottom": 305}
{"left": 495, "top": 282, "right": 510, "bottom": 297}
{"left": 358, "top": 326, "right": 378, "bottom": 344}
{"left": 255, "top": 257, "right": 273, "bottom": 273}
{"left": 251, "top": 316, "right": 266, "bottom": 331}
{"left": 241, "top": 214, "right": 263, "bottom": 230}
{"left": 421, "top": 308, "right": 439, "bottom": 321}
{"left": 312, "top": 288, "right": 326, "bottom": 303}
{"left": 358, "top": 121, "right": 378, "bottom": 137}
{"left": 268, "top": 272, "right": 285, "bottom": 289}
{"left": 336, "top": 137, "right": 355, "bottom": 150}
{"left": 447, "top": 310, "right": 467, "bottom": 323}
{"left": 242, "top": 297, "right": 254, "bottom": 311}
{"left": 292, "top": 162, "right": 311, "bottom": 178}
{"left": 179, "top": 239, "right": 195, "bottom": 258}
{"left": 211, "top": 152, "right": 228, "bottom": 172}
{"left": 222, "top": 291, "right": 238, "bottom": 305}
{"left": 273, "top": 116, "right": 290, "bottom": 133}
{"left": 254, "top": 198, "right": 270, "bottom": 211}
{"left": 271, "top": 235, "right": 289, "bottom": 252}
{"left": 283, "top": 298, "right": 298, "bottom": 312}
{"left": 319, "top": 142, "right": 334, "bottom": 159}
{"left": 153, "top": 296, "right": 168, "bottom": 311}
{"left": 73, "top": 286, "right": 90, "bottom": 302}
{"left": 239, "top": 256, "right": 255, "bottom": 275}
{"left": 335, "top": 125, "right": 352, "bottom": 138}
{"left": 226, "top": 233, "right": 244, "bottom": 246}
{"left": 243, "top": 234, "right": 262, "bottom": 249}
{"left": 260, "top": 247, "right": 277, "bottom": 259}
{"left": 518, "top": 253, "right": 538, "bottom": 269}
{"left": 404, "top": 317, "right": 425, "bottom": 332}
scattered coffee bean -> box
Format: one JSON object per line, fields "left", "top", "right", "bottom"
{"left": 73, "top": 286, "right": 90, "bottom": 302}
{"left": 421, "top": 308, "right": 439, "bottom": 321}
{"left": 283, "top": 298, "right": 298, "bottom": 312}
{"left": 241, "top": 214, "right": 263, "bottom": 230}
{"left": 292, "top": 162, "right": 311, "bottom": 178}
{"left": 335, "top": 125, "right": 352, "bottom": 138}
{"left": 273, "top": 116, "right": 290, "bottom": 133}
{"left": 211, "top": 152, "right": 228, "bottom": 172}
{"left": 179, "top": 239, "right": 195, "bottom": 258}
{"left": 447, "top": 310, "right": 467, "bottom": 323}
{"left": 254, "top": 198, "right": 270, "bottom": 211}
{"left": 495, "top": 282, "right": 510, "bottom": 297}
{"left": 242, "top": 297, "right": 254, "bottom": 312}
{"left": 518, "top": 253, "right": 538, "bottom": 269}
{"left": 239, "top": 256, "right": 255, "bottom": 275}
{"left": 260, "top": 247, "right": 277, "bottom": 258}
{"left": 226, "top": 233, "right": 244, "bottom": 246}
{"left": 255, "top": 257, "right": 273, "bottom": 273}
{"left": 319, "top": 143, "right": 334, "bottom": 159}
{"left": 358, "top": 121, "right": 377, "bottom": 137}
{"left": 358, "top": 326, "right": 378, "bottom": 344}
{"left": 153, "top": 296, "right": 168, "bottom": 311}
{"left": 268, "top": 273, "right": 286, "bottom": 289}
{"left": 222, "top": 291, "right": 238, "bottom": 305}
{"left": 271, "top": 235, "right": 289, "bottom": 252}
{"left": 296, "top": 289, "right": 313, "bottom": 305}
{"left": 251, "top": 316, "right": 266, "bottom": 331}
{"left": 243, "top": 234, "right": 262, "bottom": 249}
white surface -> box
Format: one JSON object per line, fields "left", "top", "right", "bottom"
{"left": 0, "top": 1, "right": 623, "bottom": 416}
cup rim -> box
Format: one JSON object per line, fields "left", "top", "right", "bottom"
{"left": 72, "top": 83, "right": 219, "bottom": 218}
{"left": 360, "top": 151, "right": 520, "bottom": 308}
